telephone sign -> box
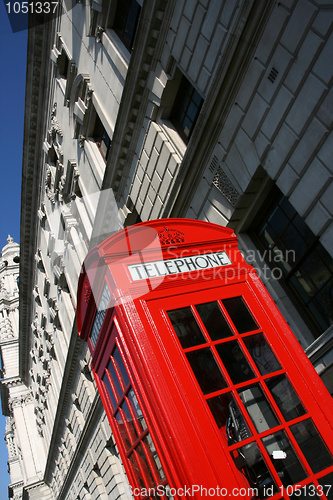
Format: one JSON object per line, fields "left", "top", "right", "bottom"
{"left": 77, "top": 219, "right": 333, "bottom": 500}
{"left": 127, "top": 250, "right": 232, "bottom": 280}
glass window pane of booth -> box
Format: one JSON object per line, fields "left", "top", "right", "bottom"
{"left": 222, "top": 297, "right": 259, "bottom": 333}
{"left": 242, "top": 333, "right": 281, "bottom": 375}
{"left": 238, "top": 384, "right": 279, "bottom": 433}
{"left": 195, "top": 301, "right": 234, "bottom": 340}
{"left": 208, "top": 393, "right": 252, "bottom": 445}
{"left": 265, "top": 375, "right": 306, "bottom": 421}
{"left": 318, "top": 473, "right": 333, "bottom": 500}
{"left": 216, "top": 341, "right": 255, "bottom": 384}
{"left": 290, "top": 419, "right": 333, "bottom": 474}
{"left": 168, "top": 307, "right": 206, "bottom": 348}
{"left": 186, "top": 348, "right": 228, "bottom": 394}
{"left": 231, "top": 442, "right": 278, "bottom": 497}
{"left": 261, "top": 430, "right": 307, "bottom": 486}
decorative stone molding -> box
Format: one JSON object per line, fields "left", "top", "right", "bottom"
{"left": 78, "top": 135, "right": 86, "bottom": 148}
{"left": 0, "top": 315, "right": 14, "bottom": 339}
{"left": 8, "top": 393, "right": 34, "bottom": 412}
{"left": 95, "top": 25, "right": 104, "bottom": 43}
{"left": 49, "top": 103, "right": 63, "bottom": 139}
{"left": 86, "top": 85, "right": 94, "bottom": 102}
{"left": 54, "top": 161, "right": 64, "bottom": 194}
{"left": 51, "top": 45, "right": 61, "bottom": 64}
{"left": 212, "top": 166, "right": 240, "bottom": 207}
{"left": 0, "top": 278, "right": 9, "bottom": 300}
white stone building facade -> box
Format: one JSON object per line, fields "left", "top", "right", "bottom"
{"left": 0, "top": 0, "right": 332, "bottom": 498}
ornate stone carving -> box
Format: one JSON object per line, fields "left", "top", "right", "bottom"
{"left": 8, "top": 393, "right": 34, "bottom": 411}
{"left": 95, "top": 25, "right": 104, "bottom": 43}
{"left": 79, "top": 135, "right": 86, "bottom": 148}
{"left": 86, "top": 86, "right": 94, "bottom": 103}
{"left": 0, "top": 316, "right": 14, "bottom": 339}
{"left": 49, "top": 103, "right": 63, "bottom": 140}
{"left": 0, "top": 278, "right": 9, "bottom": 300}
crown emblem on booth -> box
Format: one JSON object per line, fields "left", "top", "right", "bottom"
{"left": 158, "top": 227, "right": 185, "bottom": 246}
{"left": 83, "top": 276, "right": 92, "bottom": 304}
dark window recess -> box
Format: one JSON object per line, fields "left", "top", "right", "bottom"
{"left": 170, "top": 76, "right": 204, "bottom": 142}
{"left": 114, "top": 0, "right": 141, "bottom": 53}
{"left": 58, "top": 49, "right": 69, "bottom": 78}
{"left": 254, "top": 191, "right": 333, "bottom": 335}
{"left": 93, "top": 114, "right": 111, "bottom": 163}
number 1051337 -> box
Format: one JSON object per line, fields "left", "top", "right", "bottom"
{"left": 6, "top": 1, "right": 60, "bottom": 14}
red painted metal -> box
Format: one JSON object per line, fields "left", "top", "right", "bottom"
{"left": 77, "top": 218, "right": 333, "bottom": 500}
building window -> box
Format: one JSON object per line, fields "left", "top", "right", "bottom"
{"left": 92, "top": 113, "right": 112, "bottom": 163}
{"left": 109, "top": 0, "right": 141, "bottom": 53}
{"left": 253, "top": 190, "right": 333, "bottom": 335}
{"left": 57, "top": 49, "right": 69, "bottom": 79}
{"left": 170, "top": 75, "right": 204, "bottom": 142}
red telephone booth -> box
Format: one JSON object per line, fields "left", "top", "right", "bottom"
{"left": 77, "top": 218, "right": 333, "bottom": 500}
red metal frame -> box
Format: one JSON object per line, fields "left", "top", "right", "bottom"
{"left": 77, "top": 218, "right": 333, "bottom": 500}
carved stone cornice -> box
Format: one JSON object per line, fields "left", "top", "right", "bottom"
{"left": 20, "top": 16, "right": 56, "bottom": 383}
{"left": 8, "top": 392, "right": 34, "bottom": 412}
{"left": 1, "top": 377, "right": 21, "bottom": 389}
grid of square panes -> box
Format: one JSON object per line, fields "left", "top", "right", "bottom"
{"left": 171, "top": 76, "right": 204, "bottom": 141}
{"left": 167, "top": 297, "right": 333, "bottom": 498}
{"left": 102, "top": 343, "right": 171, "bottom": 499}
{"left": 255, "top": 192, "right": 333, "bottom": 334}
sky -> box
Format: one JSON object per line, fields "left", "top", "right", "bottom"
{"left": 0, "top": 1, "right": 28, "bottom": 497}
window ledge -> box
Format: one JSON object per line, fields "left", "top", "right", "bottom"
{"left": 84, "top": 139, "right": 106, "bottom": 189}
{"left": 102, "top": 29, "right": 129, "bottom": 80}
{"left": 306, "top": 325, "right": 333, "bottom": 364}
{"left": 56, "top": 77, "right": 66, "bottom": 96}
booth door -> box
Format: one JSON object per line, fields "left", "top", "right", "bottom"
{"left": 148, "top": 283, "right": 333, "bottom": 499}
